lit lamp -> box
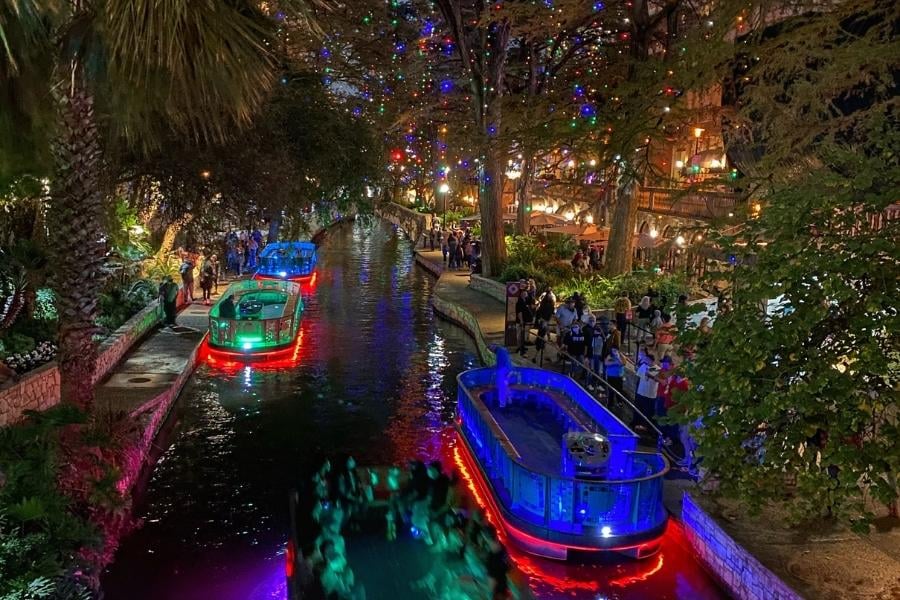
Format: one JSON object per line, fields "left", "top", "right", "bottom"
{"left": 438, "top": 182, "right": 451, "bottom": 224}
{"left": 693, "top": 127, "right": 704, "bottom": 155}
{"left": 505, "top": 169, "right": 521, "bottom": 180}
{"left": 676, "top": 235, "right": 686, "bottom": 246}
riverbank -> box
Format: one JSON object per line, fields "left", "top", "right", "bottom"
{"left": 413, "top": 248, "right": 900, "bottom": 600}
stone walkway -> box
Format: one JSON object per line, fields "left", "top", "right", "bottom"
{"left": 415, "top": 247, "right": 900, "bottom": 600}
{"left": 94, "top": 289, "right": 221, "bottom": 416}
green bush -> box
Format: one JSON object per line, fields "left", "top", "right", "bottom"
{"left": 95, "top": 279, "right": 156, "bottom": 335}
{"left": 556, "top": 271, "right": 690, "bottom": 309}
{"left": 0, "top": 406, "right": 98, "bottom": 599}
{"left": 0, "top": 332, "right": 36, "bottom": 357}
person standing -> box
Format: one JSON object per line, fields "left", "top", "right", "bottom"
{"left": 247, "top": 236, "right": 259, "bottom": 270}
{"left": 604, "top": 347, "right": 625, "bottom": 398}
{"left": 447, "top": 232, "right": 459, "bottom": 270}
{"left": 209, "top": 255, "right": 220, "bottom": 292}
{"left": 199, "top": 256, "right": 215, "bottom": 305}
{"left": 614, "top": 293, "right": 631, "bottom": 342}
{"left": 584, "top": 315, "right": 604, "bottom": 388}
{"left": 554, "top": 297, "right": 578, "bottom": 342}
{"left": 563, "top": 322, "right": 587, "bottom": 379}
{"left": 655, "top": 314, "right": 677, "bottom": 361}
{"left": 634, "top": 355, "right": 660, "bottom": 430}
{"left": 179, "top": 254, "right": 195, "bottom": 304}
{"left": 515, "top": 288, "right": 535, "bottom": 357}
{"left": 159, "top": 276, "right": 179, "bottom": 327}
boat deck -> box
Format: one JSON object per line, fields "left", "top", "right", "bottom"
{"left": 469, "top": 384, "right": 603, "bottom": 475}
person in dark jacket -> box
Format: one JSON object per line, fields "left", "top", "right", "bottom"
{"left": 159, "top": 276, "right": 179, "bottom": 326}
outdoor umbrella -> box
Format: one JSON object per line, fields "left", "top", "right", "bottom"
{"left": 544, "top": 223, "right": 598, "bottom": 236}
{"left": 577, "top": 227, "right": 610, "bottom": 242}
{"left": 529, "top": 211, "right": 568, "bottom": 227}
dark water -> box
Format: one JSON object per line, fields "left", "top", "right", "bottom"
{"left": 103, "top": 220, "right": 725, "bottom": 600}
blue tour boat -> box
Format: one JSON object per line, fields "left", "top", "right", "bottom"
{"left": 255, "top": 241, "right": 317, "bottom": 280}
{"left": 455, "top": 348, "right": 669, "bottom": 560}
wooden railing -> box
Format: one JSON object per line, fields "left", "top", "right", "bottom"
{"left": 636, "top": 186, "right": 741, "bottom": 220}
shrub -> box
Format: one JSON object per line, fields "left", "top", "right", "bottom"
{"left": 0, "top": 406, "right": 99, "bottom": 598}
{"left": 95, "top": 279, "right": 156, "bottom": 336}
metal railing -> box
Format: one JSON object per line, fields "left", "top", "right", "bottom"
{"left": 518, "top": 326, "right": 687, "bottom": 467}
{"left": 457, "top": 366, "right": 669, "bottom": 546}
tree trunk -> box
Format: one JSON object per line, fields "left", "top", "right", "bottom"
{"left": 515, "top": 157, "right": 535, "bottom": 235}
{"left": 157, "top": 214, "right": 194, "bottom": 256}
{"left": 49, "top": 71, "right": 106, "bottom": 410}
{"left": 480, "top": 148, "right": 507, "bottom": 277}
{"left": 605, "top": 175, "right": 639, "bottom": 275}
{"left": 267, "top": 214, "right": 281, "bottom": 243}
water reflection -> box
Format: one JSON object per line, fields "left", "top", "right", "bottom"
{"left": 102, "top": 221, "right": 724, "bottom": 600}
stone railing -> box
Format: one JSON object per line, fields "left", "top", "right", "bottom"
{"left": 682, "top": 493, "right": 802, "bottom": 600}
{"left": 0, "top": 293, "right": 185, "bottom": 427}
{"left": 375, "top": 202, "right": 433, "bottom": 245}
{"left": 430, "top": 288, "right": 497, "bottom": 367}
{"left": 414, "top": 252, "right": 444, "bottom": 278}
{"left": 468, "top": 275, "right": 506, "bottom": 303}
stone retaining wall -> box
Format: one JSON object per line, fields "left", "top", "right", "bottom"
{"left": 0, "top": 363, "right": 59, "bottom": 425}
{"left": 0, "top": 294, "right": 187, "bottom": 427}
{"left": 682, "top": 493, "right": 802, "bottom": 600}
{"left": 415, "top": 252, "right": 444, "bottom": 277}
{"left": 430, "top": 289, "right": 496, "bottom": 367}
{"left": 468, "top": 275, "right": 506, "bottom": 303}
{"left": 376, "top": 202, "right": 432, "bottom": 245}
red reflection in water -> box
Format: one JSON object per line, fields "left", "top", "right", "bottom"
{"left": 200, "top": 320, "right": 311, "bottom": 374}
{"left": 441, "top": 432, "right": 723, "bottom": 599}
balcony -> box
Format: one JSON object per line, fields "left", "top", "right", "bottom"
{"left": 637, "top": 186, "right": 741, "bottom": 220}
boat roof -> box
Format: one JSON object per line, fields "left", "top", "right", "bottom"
{"left": 259, "top": 241, "right": 316, "bottom": 257}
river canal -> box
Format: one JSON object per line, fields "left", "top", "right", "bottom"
{"left": 102, "top": 219, "right": 725, "bottom": 600}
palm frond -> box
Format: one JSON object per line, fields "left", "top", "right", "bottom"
{"left": 101, "top": 0, "right": 282, "bottom": 149}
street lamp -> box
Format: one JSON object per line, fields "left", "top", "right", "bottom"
{"left": 438, "top": 182, "right": 451, "bottom": 226}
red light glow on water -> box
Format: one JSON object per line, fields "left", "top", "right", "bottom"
{"left": 446, "top": 436, "right": 720, "bottom": 599}
{"left": 200, "top": 322, "right": 311, "bottom": 374}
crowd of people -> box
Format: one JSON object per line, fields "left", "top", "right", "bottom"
{"left": 569, "top": 245, "right": 604, "bottom": 273}
{"left": 423, "top": 225, "right": 482, "bottom": 274}
{"left": 223, "top": 228, "right": 265, "bottom": 275}
{"left": 512, "top": 283, "right": 710, "bottom": 472}
{"left": 157, "top": 229, "right": 269, "bottom": 327}
{"left": 306, "top": 457, "right": 513, "bottom": 600}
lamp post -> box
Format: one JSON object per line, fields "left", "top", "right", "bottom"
{"left": 439, "top": 182, "right": 450, "bottom": 227}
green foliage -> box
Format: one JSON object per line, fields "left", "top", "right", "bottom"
{"left": 556, "top": 271, "right": 690, "bottom": 309}
{"left": 0, "top": 406, "right": 99, "bottom": 598}
{"left": 673, "top": 0, "right": 900, "bottom": 528}
{"left": 95, "top": 279, "right": 155, "bottom": 335}
{"left": 0, "top": 332, "right": 36, "bottom": 357}
{"left": 105, "top": 197, "right": 151, "bottom": 262}
{"left": 142, "top": 254, "right": 180, "bottom": 282}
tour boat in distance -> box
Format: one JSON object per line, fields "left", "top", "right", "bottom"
{"left": 254, "top": 241, "right": 317, "bottom": 280}
{"left": 207, "top": 279, "right": 303, "bottom": 357}
{"left": 456, "top": 348, "right": 669, "bottom": 560}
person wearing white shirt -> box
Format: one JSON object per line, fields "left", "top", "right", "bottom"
{"left": 633, "top": 355, "right": 660, "bottom": 430}
{"left": 554, "top": 298, "right": 578, "bottom": 341}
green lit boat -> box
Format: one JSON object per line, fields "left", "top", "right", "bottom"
{"left": 208, "top": 279, "right": 303, "bottom": 355}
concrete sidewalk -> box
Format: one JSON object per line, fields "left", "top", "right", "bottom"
{"left": 94, "top": 285, "right": 226, "bottom": 416}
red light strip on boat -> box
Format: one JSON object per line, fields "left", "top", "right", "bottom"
{"left": 452, "top": 440, "right": 666, "bottom": 555}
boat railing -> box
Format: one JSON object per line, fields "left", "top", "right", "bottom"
{"left": 457, "top": 369, "right": 668, "bottom": 543}
{"left": 209, "top": 279, "right": 303, "bottom": 350}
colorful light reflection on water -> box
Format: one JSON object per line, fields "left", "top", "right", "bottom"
{"left": 102, "top": 221, "right": 724, "bottom": 600}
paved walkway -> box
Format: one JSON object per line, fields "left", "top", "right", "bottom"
{"left": 416, "top": 248, "right": 900, "bottom": 600}
{"left": 94, "top": 288, "right": 222, "bottom": 416}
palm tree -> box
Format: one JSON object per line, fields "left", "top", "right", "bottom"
{"left": 1, "top": 0, "right": 309, "bottom": 409}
